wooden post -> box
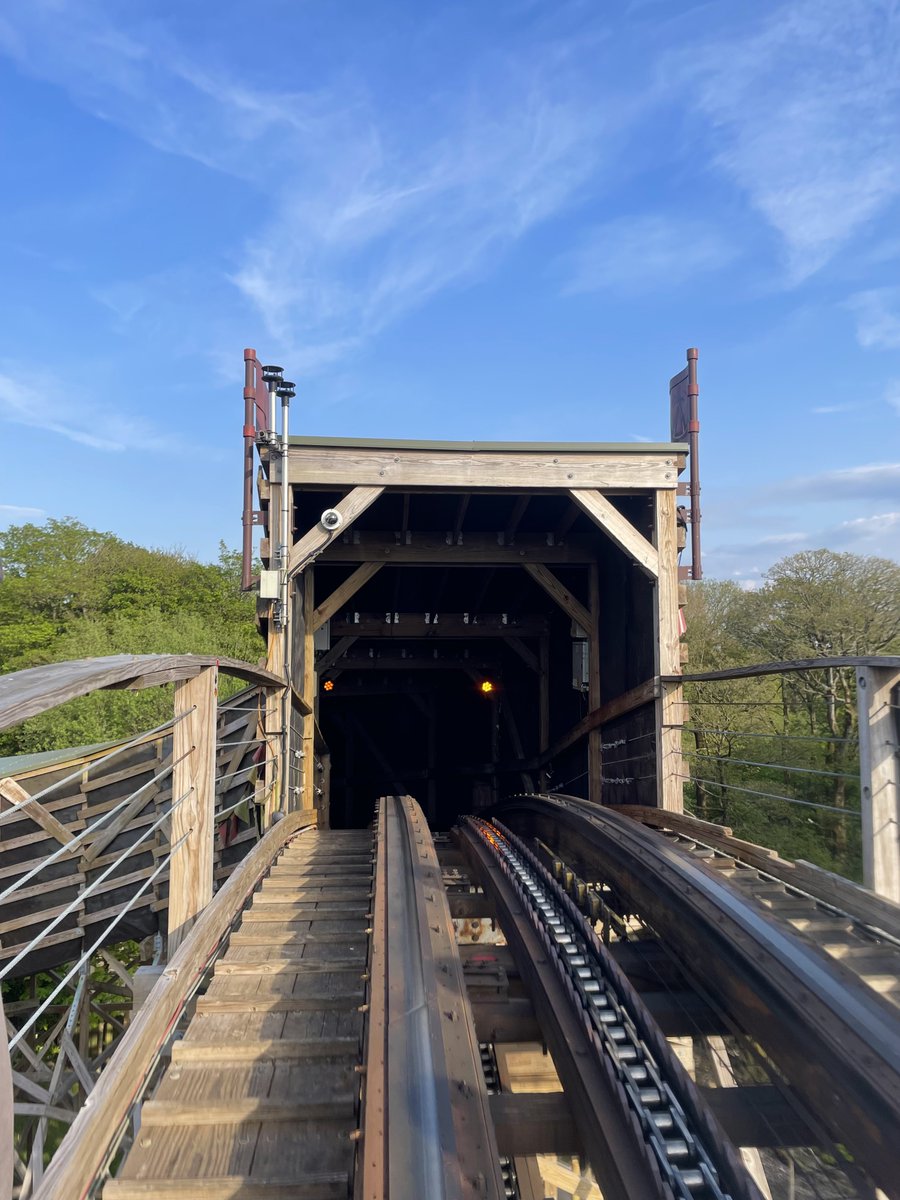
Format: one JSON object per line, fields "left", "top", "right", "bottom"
{"left": 654, "top": 490, "right": 684, "bottom": 812}
{"left": 427, "top": 695, "right": 438, "bottom": 824}
{"left": 0, "top": 986, "right": 12, "bottom": 1200}
{"left": 857, "top": 666, "right": 900, "bottom": 901}
{"left": 538, "top": 636, "right": 550, "bottom": 792}
{"left": 168, "top": 665, "right": 217, "bottom": 956}
{"left": 301, "top": 569, "right": 317, "bottom": 812}
{"left": 588, "top": 561, "right": 603, "bottom": 805}
{"left": 263, "top": 631, "right": 284, "bottom": 823}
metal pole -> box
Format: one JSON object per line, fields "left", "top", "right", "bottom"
{"left": 279, "top": 380, "right": 296, "bottom": 813}
{"left": 241, "top": 349, "right": 257, "bottom": 592}
{"left": 687, "top": 347, "right": 702, "bottom": 580}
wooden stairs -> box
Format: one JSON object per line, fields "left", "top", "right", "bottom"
{"left": 104, "top": 828, "right": 375, "bottom": 1200}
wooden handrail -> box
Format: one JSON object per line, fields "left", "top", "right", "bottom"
{"left": 666, "top": 655, "right": 900, "bottom": 684}
{"left": 33, "top": 809, "right": 317, "bottom": 1200}
{"left": 0, "top": 654, "right": 301, "bottom": 732}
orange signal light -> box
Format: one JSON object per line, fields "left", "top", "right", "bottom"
{"left": 479, "top": 680, "right": 495, "bottom": 695}
{"left": 323, "top": 680, "right": 335, "bottom": 692}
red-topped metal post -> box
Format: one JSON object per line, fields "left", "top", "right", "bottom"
{"left": 687, "top": 347, "right": 701, "bottom": 580}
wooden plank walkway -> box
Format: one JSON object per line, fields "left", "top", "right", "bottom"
{"left": 104, "top": 828, "right": 374, "bottom": 1200}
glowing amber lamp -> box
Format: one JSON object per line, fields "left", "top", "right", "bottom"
{"left": 479, "top": 680, "right": 495, "bottom": 695}
{"left": 323, "top": 680, "right": 335, "bottom": 692}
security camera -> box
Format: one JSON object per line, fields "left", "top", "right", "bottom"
{"left": 321, "top": 509, "right": 343, "bottom": 531}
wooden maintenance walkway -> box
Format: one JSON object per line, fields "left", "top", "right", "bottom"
{"left": 104, "top": 828, "right": 374, "bottom": 1200}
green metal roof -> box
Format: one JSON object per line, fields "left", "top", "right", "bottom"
{"left": 0, "top": 740, "right": 117, "bottom": 778}
{"left": 288, "top": 435, "right": 688, "bottom": 454}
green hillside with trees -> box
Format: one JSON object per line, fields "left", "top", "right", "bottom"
{"left": 1, "top": 519, "right": 897, "bottom": 880}
{"left": 681, "top": 550, "right": 900, "bottom": 879}
{"left": 0, "top": 518, "right": 263, "bottom": 756}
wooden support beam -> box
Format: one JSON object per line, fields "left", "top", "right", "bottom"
{"left": 471, "top": 998, "right": 541, "bottom": 1043}
{"left": 504, "top": 495, "right": 530, "bottom": 543}
{"left": 523, "top": 563, "right": 590, "bottom": 632}
{"left": 501, "top": 697, "right": 534, "bottom": 793}
{"left": 452, "top": 494, "right": 470, "bottom": 542}
{"left": 555, "top": 503, "right": 580, "bottom": 541}
{"left": 448, "top": 891, "right": 496, "bottom": 919}
{"left": 330, "top": 613, "right": 549, "bottom": 639}
{"left": 488, "top": 1086, "right": 812, "bottom": 1155}
{"left": 588, "top": 560, "right": 602, "bottom": 804}
{"left": 857, "top": 665, "right": 900, "bottom": 901}
{"left": 319, "top": 531, "right": 597, "bottom": 565}
{"left": 323, "top": 655, "right": 501, "bottom": 672}
{"left": 82, "top": 781, "right": 160, "bottom": 866}
{"left": 287, "top": 446, "right": 680, "bottom": 490}
{"left": 707, "top": 1035, "right": 774, "bottom": 1195}
{"left": 287, "top": 486, "right": 384, "bottom": 577}
{"left": 300, "top": 570, "right": 316, "bottom": 812}
{"left": 311, "top": 563, "right": 383, "bottom": 633}
{"left": 654, "top": 490, "right": 684, "bottom": 812}
{"left": 504, "top": 636, "right": 539, "bottom": 673}
{"left": 168, "top": 665, "right": 217, "bottom": 956}
{"left": 546, "top": 678, "right": 658, "bottom": 764}
{"left": 316, "top": 635, "right": 357, "bottom": 675}
{"left": 489, "top": 1092, "right": 575, "bottom": 1158}
{"left": 538, "top": 636, "right": 550, "bottom": 791}
{"left": 0, "top": 779, "right": 76, "bottom": 848}
{"left": 569, "top": 488, "right": 659, "bottom": 578}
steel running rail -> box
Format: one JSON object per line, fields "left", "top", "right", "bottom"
{"left": 460, "top": 816, "right": 763, "bottom": 1200}
{"left": 362, "top": 796, "right": 506, "bottom": 1200}
{"left": 498, "top": 792, "right": 900, "bottom": 1200}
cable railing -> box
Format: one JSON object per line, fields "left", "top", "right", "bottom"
{"left": 671, "top": 656, "right": 900, "bottom": 898}
{"left": 0, "top": 653, "right": 325, "bottom": 1200}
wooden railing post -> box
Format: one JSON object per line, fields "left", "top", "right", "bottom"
{"left": 654, "top": 490, "right": 684, "bottom": 812}
{"left": 1, "top": 987, "right": 12, "bottom": 1200}
{"left": 168, "top": 665, "right": 217, "bottom": 956}
{"left": 857, "top": 665, "right": 900, "bottom": 902}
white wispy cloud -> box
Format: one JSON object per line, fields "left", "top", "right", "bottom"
{"left": 831, "top": 511, "right": 900, "bottom": 548}
{"left": 0, "top": 367, "right": 176, "bottom": 453}
{"left": 673, "top": 0, "right": 900, "bottom": 281}
{"left": 0, "top": 2, "right": 638, "bottom": 368}
{"left": 229, "top": 63, "right": 629, "bottom": 362}
{"left": 849, "top": 287, "right": 900, "bottom": 350}
{"left": 559, "top": 214, "right": 736, "bottom": 295}
{"left": 709, "top": 511, "right": 900, "bottom": 571}
{"left": 0, "top": 504, "right": 45, "bottom": 520}
{"left": 773, "top": 461, "right": 900, "bottom": 503}
{"left": 811, "top": 404, "right": 856, "bottom": 415}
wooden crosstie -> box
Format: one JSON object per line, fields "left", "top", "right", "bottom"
{"left": 105, "top": 827, "right": 374, "bottom": 1199}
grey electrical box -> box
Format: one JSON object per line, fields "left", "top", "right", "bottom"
{"left": 314, "top": 621, "right": 331, "bottom": 653}
{"left": 572, "top": 639, "right": 589, "bottom": 692}
{"left": 259, "top": 570, "right": 280, "bottom": 600}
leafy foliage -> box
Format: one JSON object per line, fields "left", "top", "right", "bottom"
{"left": 682, "top": 551, "right": 900, "bottom": 880}
{"left": 0, "top": 519, "right": 262, "bottom": 754}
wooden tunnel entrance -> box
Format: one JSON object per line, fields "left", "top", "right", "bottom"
{"left": 255, "top": 436, "right": 688, "bottom": 829}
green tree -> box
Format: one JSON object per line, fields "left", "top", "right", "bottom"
{"left": 0, "top": 519, "right": 262, "bottom": 755}
{"left": 681, "top": 550, "right": 900, "bottom": 877}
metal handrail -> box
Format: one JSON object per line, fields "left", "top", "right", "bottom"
{"left": 0, "top": 749, "right": 193, "bottom": 904}
{"left": 0, "top": 789, "right": 193, "bottom": 981}
{"left": 8, "top": 831, "right": 190, "bottom": 1051}
{"left": 0, "top": 710, "right": 194, "bottom": 824}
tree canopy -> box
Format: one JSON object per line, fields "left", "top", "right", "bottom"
{"left": 0, "top": 518, "right": 262, "bottom": 754}
{"left": 681, "top": 549, "right": 900, "bottom": 879}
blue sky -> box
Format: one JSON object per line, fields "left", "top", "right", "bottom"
{"left": 0, "top": 0, "right": 898, "bottom": 585}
